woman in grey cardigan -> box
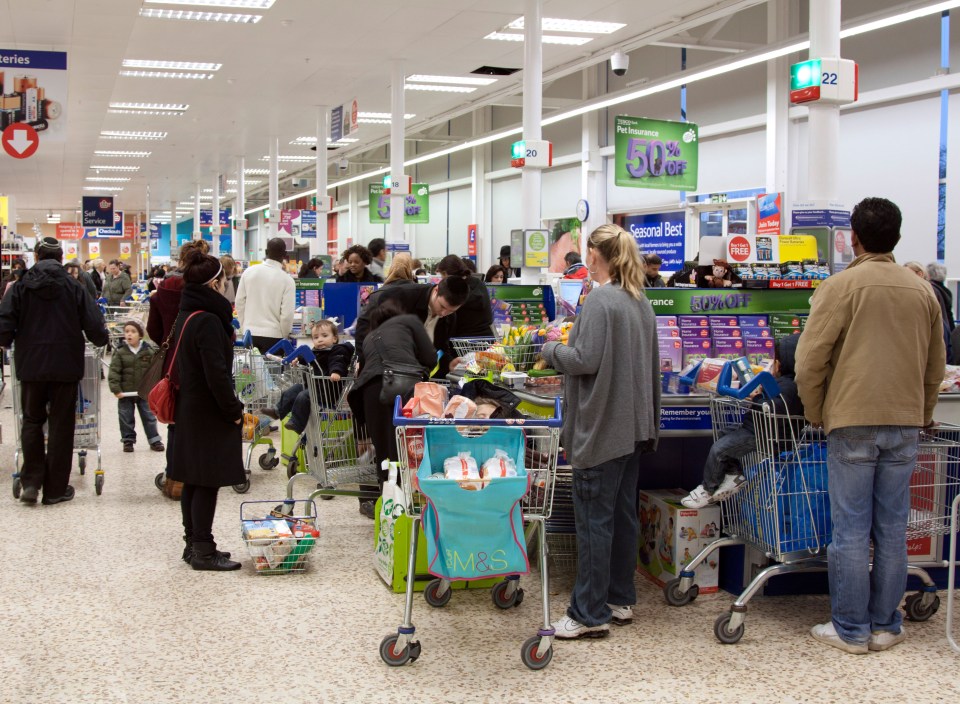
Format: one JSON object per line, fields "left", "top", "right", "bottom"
{"left": 540, "top": 224, "right": 661, "bottom": 640}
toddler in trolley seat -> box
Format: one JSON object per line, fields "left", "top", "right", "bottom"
{"left": 263, "top": 319, "right": 354, "bottom": 434}
{"left": 681, "top": 333, "right": 805, "bottom": 509}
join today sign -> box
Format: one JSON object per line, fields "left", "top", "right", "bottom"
{"left": 622, "top": 212, "right": 686, "bottom": 270}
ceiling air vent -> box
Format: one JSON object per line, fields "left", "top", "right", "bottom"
{"left": 471, "top": 66, "right": 520, "bottom": 76}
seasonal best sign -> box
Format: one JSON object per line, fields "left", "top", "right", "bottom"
{"left": 614, "top": 116, "right": 698, "bottom": 191}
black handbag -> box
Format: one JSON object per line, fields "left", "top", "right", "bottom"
{"left": 373, "top": 332, "right": 425, "bottom": 405}
{"left": 137, "top": 323, "right": 176, "bottom": 401}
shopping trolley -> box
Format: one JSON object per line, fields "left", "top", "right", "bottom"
{"left": 947, "top": 491, "right": 960, "bottom": 653}
{"left": 101, "top": 304, "right": 142, "bottom": 350}
{"left": 380, "top": 397, "right": 562, "bottom": 671}
{"left": 451, "top": 337, "right": 542, "bottom": 373}
{"left": 11, "top": 344, "right": 105, "bottom": 497}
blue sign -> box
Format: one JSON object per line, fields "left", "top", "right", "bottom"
{"left": 0, "top": 49, "right": 67, "bottom": 71}
{"left": 81, "top": 196, "right": 113, "bottom": 227}
{"left": 791, "top": 209, "right": 850, "bottom": 229}
{"left": 199, "top": 209, "right": 230, "bottom": 226}
{"left": 659, "top": 405, "right": 712, "bottom": 431}
{"left": 97, "top": 210, "right": 123, "bottom": 237}
{"left": 148, "top": 223, "right": 161, "bottom": 239}
{"left": 300, "top": 209, "right": 317, "bottom": 237}
{"left": 330, "top": 105, "right": 344, "bottom": 143}
{"left": 622, "top": 211, "right": 686, "bottom": 270}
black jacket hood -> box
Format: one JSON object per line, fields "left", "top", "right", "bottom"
{"left": 22, "top": 260, "right": 71, "bottom": 300}
{"left": 776, "top": 333, "right": 800, "bottom": 378}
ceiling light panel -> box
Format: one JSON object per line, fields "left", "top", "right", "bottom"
{"left": 120, "top": 71, "right": 214, "bottom": 80}
{"left": 226, "top": 178, "right": 262, "bottom": 185}
{"left": 358, "top": 112, "right": 415, "bottom": 119}
{"left": 260, "top": 155, "right": 316, "bottom": 162}
{"left": 404, "top": 84, "right": 477, "bottom": 93}
{"left": 83, "top": 186, "right": 125, "bottom": 192}
{"left": 100, "top": 131, "right": 167, "bottom": 140}
{"left": 107, "top": 109, "right": 185, "bottom": 116}
{"left": 406, "top": 74, "right": 497, "bottom": 86}
{"left": 85, "top": 177, "right": 131, "bottom": 182}
{"left": 123, "top": 59, "right": 222, "bottom": 71}
{"left": 94, "top": 150, "right": 152, "bottom": 157}
{"left": 139, "top": 9, "right": 262, "bottom": 23}
{"left": 109, "top": 102, "right": 189, "bottom": 111}
{"left": 507, "top": 17, "right": 626, "bottom": 34}
{"left": 290, "top": 136, "right": 359, "bottom": 145}
{"left": 484, "top": 32, "right": 592, "bottom": 45}
{"left": 89, "top": 165, "right": 140, "bottom": 171}
{"left": 145, "top": 0, "right": 275, "bottom": 7}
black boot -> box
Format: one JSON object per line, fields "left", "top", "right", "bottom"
{"left": 190, "top": 541, "right": 241, "bottom": 571}
{"left": 183, "top": 536, "right": 230, "bottom": 564}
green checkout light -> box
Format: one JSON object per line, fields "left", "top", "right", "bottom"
{"left": 790, "top": 59, "right": 822, "bottom": 91}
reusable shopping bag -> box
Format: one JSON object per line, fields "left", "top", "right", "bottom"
{"left": 374, "top": 462, "right": 408, "bottom": 586}
{"left": 417, "top": 426, "right": 531, "bottom": 581}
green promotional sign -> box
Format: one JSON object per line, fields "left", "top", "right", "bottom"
{"left": 614, "top": 116, "right": 698, "bottom": 191}
{"left": 644, "top": 289, "right": 813, "bottom": 315}
{"left": 369, "top": 183, "right": 429, "bottom": 224}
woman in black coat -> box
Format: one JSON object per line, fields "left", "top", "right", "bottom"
{"left": 168, "top": 248, "right": 245, "bottom": 571}
{"left": 436, "top": 254, "right": 494, "bottom": 337}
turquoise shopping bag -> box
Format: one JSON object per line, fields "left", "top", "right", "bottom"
{"left": 417, "top": 426, "right": 531, "bottom": 581}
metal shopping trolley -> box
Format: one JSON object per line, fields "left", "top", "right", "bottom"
{"left": 451, "top": 337, "right": 542, "bottom": 373}
{"left": 11, "top": 344, "right": 105, "bottom": 497}
{"left": 380, "top": 397, "right": 562, "bottom": 671}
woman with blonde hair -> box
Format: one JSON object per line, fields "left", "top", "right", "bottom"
{"left": 540, "top": 223, "right": 660, "bottom": 640}
{"left": 383, "top": 252, "right": 417, "bottom": 286}
{"left": 220, "top": 255, "right": 241, "bottom": 303}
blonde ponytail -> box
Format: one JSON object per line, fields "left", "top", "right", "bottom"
{"left": 587, "top": 224, "right": 646, "bottom": 300}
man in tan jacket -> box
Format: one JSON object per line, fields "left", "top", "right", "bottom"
{"left": 796, "top": 197, "right": 945, "bottom": 655}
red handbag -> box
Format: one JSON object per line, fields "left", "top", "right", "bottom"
{"left": 148, "top": 311, "right": 203, "bottom": 424}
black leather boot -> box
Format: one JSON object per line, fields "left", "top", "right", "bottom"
{"left": 190, "top": 541, "right": 241, "bottom": 571}
{"left": 183, "top": 536, "right": 230, "bottom": 563}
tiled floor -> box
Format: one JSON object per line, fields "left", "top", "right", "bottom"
{"left": 1, "top": 368, "right": 958, "bottom": 704}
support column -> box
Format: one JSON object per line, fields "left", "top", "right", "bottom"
{"left": 805, "top": 0, "right": 841, "bottom": 202}
{"left": 520, "top": 0, "right": 543, "bottom": 283}
{"left": 348, "top": 181, "right": 359, "bottom": 253}
{"left": 170, "top": 199, "right": 178, "bottom": 255}
{"left": 581, "top": 64, "right": 606, "bottom": 253}
{"left": 233, "top": 156, "right": 245, "bottom": 260}
{"left": 471, "top": 109, "right": 487, "bottom": 268}
{"left": 193, "top": 183, "right": 201, "bottom": 239}
{"left": 144, "top": 186, "right": 151, "bottom": 274}
{"left": 268, "top": 135, "right": 280, "bottom": 251}
{"left": 212, "top": 173, "right": 221, "bottom": 256}
{"left": 390, "top": 63, "right": 406, "bottom": 244}
{"left": 314, "top": 106, "right": 329, "bottom": 257}
{"left": 766, "top": 0, "right": 789, "bottom": 197}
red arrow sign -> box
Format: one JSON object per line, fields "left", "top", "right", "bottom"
{"left": 2, "top": 123, "right": 39, "bottom": 159}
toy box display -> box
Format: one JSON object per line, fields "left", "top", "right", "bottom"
{"left": 637, "top": 489, "right": 721, "bottom": 594}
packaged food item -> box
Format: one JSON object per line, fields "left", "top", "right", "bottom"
{"left": 243, "top": 519, "right": 297, "bottom": 571}
{"left": 402, "top": 397, "right": 420, "bottom": 418}
{"left": 444, "top": 452, "right": 482, "bottom": 490}
{"left": 694, "top": 358, "right": 727, "bottom": 393}
{"left": 405, "top": 429, "right": 424, "bottom": 469}
{"left": 414, "top": 382, "right": 449, "bottom": 417}
{"left": 482, "top": 449, "right": 518, "bottom": 480}
{"left": 443, "top": 395, "right": 478, "bottom": 419}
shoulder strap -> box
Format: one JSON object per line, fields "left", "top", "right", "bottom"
{"left": 165, "top": 311, "right": 204, "bottom": 380}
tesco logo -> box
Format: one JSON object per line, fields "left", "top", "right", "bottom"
{"left": 729, "top": 236, "right": 752, "bottom": 262}
{"left": 99, "top": 199, "right": 111, "bottom": 209}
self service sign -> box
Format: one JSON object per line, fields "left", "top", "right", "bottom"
{"left": 614, "top": 116, "right": 698, "bottom": 192}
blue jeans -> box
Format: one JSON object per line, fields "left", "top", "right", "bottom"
{"left": 567, "top": 444, "right": 642, "bottom": 627}
{"left": 276, "top": 383, "right": 310, "bottom": 433}
{"left": 827, "top": 425, "right": 920, "bottom": 644}
{"left": 118, "top": 396, "right": 161, "bottom": 445}
{"left": 703, "top": 426, "right": 756, "bottom": 492}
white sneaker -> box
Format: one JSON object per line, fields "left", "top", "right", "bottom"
{"left": 607, "top": 604, "right": 633, "bottom": 625}
{"left": 810, "top": 622, "right": 868, "bottom": 654}
{"left": 712, "top": 474, "right": 746, "bottom": 501}
{"left": 681, "top": 485, "right": 713, "bottom": 509}
{"left": 551, "top": 615, "right": 610, "bottom": 640}
{"left": 868, "top": 627, "right": 906, "bottom": 651}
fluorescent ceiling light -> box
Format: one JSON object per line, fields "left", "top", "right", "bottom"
{"left": 120, "top": 70, "right": 214, "bottom": 80}
{"left": 90, "top": 165, "right": 140, "bottom": 171}
{"left": 404, "top": 84, "right": 477, "bottom": 93}
{"left": 85, "top": 177, "right": 131, "bottom": 182}
{"left": 227, "top": 178, "right": 261, "bottom": 185}
{"left": 84, "top": 186, "right": 125, "bottom": 192}
{"left": 358, "top": 112, "right": 415, "bottom": 120}
{"left": 145, "top": 0, "right": 276, "bottom": 7}
{"left": 226, "top": 188, "right": 238, "bottom": 194}
{"left": 107, "top": 109, "right": 184, "bottom": 116}
{"left": 94, "top": 150, "right": 152, "bottom": 157}
{"left": 139, "top": 8, "right": 262, "bottom": 23}
{"left": 123, "top": 59, "right": 221, "bottom": 71}
{"left": 407, "top": 74, "right": 497, "bottom": 86}
{"left": 100, "top": 131, "right": 167, "bottom": 140}
{"left": 110, "top": 102, "right": 188, "bottom": 111}
{"left": 484, "top": 32, "right": 592, "bottom": 46}
{"left": 260, "top": 155, "right": 315, "bottom": 162}
{"left": 245, "top": 168, "right": 289, "bottom": 175}
{"left": 203, "top": 188, "right": 214, "bottom": 193}
{"left": 507, "top": 17, "right": 626, "bottom": 34}
{"left": 290, "top": 136, "right": 359, "bottom": 145}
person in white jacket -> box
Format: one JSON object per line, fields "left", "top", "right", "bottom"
{"left": 235, "top": 238, "right": 296, "bottom": 354}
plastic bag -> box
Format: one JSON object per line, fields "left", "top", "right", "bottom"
{"left": 415, "top": 382, "right": 449, "bottom": 418}
{"left": 481, "top": 449, "right": 518, "bottom": 480}
{"left": 443, "top": 395, "right": 477, "bottom": 420}
{"left": 443, "top": 452, "right": 482, "bottom": 490}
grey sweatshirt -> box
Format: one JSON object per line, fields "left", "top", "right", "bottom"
{"left": 542, "top": 284, "right": 661, "bottom": 469}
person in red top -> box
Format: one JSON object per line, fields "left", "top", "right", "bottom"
{"left": 563, "top": 252, "right": 589, "bottom": 279}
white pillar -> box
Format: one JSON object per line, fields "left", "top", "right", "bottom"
{"left": 805, "top": 0, "right": 841, "bottom": 202}
{"left": 520, "top": 0, "right": 543, "bottom": 283}
{"left": 212, "top": 173, "right": 221, "bottom": 256}
{"left": 314, "top": 106, "right": 329, "bottom": 257}
{"left": 471, "top": 109, "right": 487, "bottom": 268}
{"left": 193, "top": 183, "right": 201, "bottom": 239}
{"left": 170, "top": 199, "right": 178, "bottom": 255}
{"left": 233, "top": 156, "right": 245, "bottom": 260}
{"left": 348, "top": 181, "right": 359, "bottom": 253}
{"left": 268, "top": 135, "right": 280, "bottom": 250}
{"left": 766, "top": 0, "right": 790, "bottom": 197}
{"left": 144, "top": 186, "right": 151, "bottom": 273}
{"left": 581, "top": 65, "right": 606, "bottom": 254}
{"left": 390, "top": 63, "right": 406, "bottom": 244}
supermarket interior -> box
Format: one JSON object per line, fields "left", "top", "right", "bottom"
{"left": 2, "top": 0, "right": 960, "bottom": 702}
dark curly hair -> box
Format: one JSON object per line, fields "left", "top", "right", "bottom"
{"left": 343, "top": 244, "right": 372, "bottom": 265}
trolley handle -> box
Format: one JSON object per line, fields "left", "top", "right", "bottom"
{"left": 681, "top": 359, "right": 781, "bottom": 400}
{"left": 392, "top": 395, "right": 562, "bottom": 428}
{"left": 234, "top": 330, "right": 254, "bottom": 348}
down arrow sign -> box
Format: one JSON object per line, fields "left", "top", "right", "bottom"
{"left": 2, "top": 123, "right": 40, "bottom": 159}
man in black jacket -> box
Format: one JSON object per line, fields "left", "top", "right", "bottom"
{"left": 0, "top": 238, "right": 109, "bottom": 505}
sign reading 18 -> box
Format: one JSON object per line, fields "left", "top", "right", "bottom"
{"left": 626, "top": 138, "right": 687, "bottom": 178}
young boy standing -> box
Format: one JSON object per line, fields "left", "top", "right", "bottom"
{"left": 108, "top": 321, "right": 164, "bottom": 453}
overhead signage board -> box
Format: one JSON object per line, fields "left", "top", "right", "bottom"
{"left": 1, "top": 123, "right": 39, "bottom": 159}
{"left": 97, "top": 210, "right": 124, "bottom": 237}
{"left": 199, "top": 209, "right": 230, "bottom": 227}
{"left": 614, "top": 116, "right": 698, "bottom": 191}
{"left": 0, "top": 49, "right": 68, "bottom": 144}
{"left": 369, "top": 183, "right": 429, "bottom": 224}
{"left": 622, "top": 211, "right": 685, "bottom": 271}
{"left": 82, "top": 196, "right": 113, "bottom": 227}
{"left": 56, "top": 223, "right": 84, "bottom": 240}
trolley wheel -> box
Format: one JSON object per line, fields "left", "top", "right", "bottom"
{"left": 379, "top": 634, "right": 420, "bottom": 666}
{"left": 259, "top": 450, "right": 279, "bottom": 471}
{"left": 78, "top": 455, "right": 86, "bottom": 476}
{"left": 520, "top": 636, "right": 553, "bottom": 671}
{"left": 424, "top": 579, "right": 452, "bottom": 608}
{"left": 13, "top": 477, "right": 21, "bottom": 500}
{"left": 663, "top": 577, "right": 699, "bottom": 607}
{"left": 95, "top": 474, "right": 104, "bottom": 496}
{"left": 320, "top": 484, "right": 335, "bottom": 501}
{"left": 904, "top": 592, "right": 940, "bottom": 622}
{"left": 154, "top": 472, "right": 165, "bottom": 491}
{"left": 286, "top": 457, "right": 299, "bottom": 479}
{"left": 232, "top": 479, "right": 251, "bottom": 494}
{"left": 714, "top": 612, "right": 745, "bottom": 644}
{"left": 491, "top": 580, "right": 523, "bottom": 609}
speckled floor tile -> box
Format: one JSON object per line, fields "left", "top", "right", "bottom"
{"left": 1, "top": 369, "right": 959, "bottom": 704}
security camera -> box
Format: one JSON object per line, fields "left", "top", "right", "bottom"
{"left": 337, "top": 157, "right": 349, "bottom": 171}
{"left": 610, "top": 50, "right": 629, "bottom": 77}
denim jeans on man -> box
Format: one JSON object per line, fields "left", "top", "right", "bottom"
{"left": 568, "top": 443, "right": 642, "bottom": 627}
{"left": 276, "top": 383, "right": 310, "bottom": 433}
{"left": 118, "top": 396, "right": 162, "bottom": 445}
{"left": 703, "top": 426, "right": 756, "bottom": 493}
{"left": 827, "top": 425, "right": 919, "bottom": 644}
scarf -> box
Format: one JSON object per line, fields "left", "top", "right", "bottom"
{"left": 179, "top": 282, "right": 236, "bottom": 339}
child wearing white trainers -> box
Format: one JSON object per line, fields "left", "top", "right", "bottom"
{"left": 681, "top": 333, "right": 804, "bottom": 509}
